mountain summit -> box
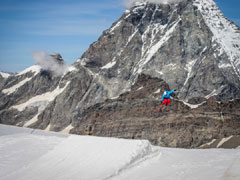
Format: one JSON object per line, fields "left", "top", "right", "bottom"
{"left": 0, "top": 0, "right": 240, "bottom": 148}
{"left": 77, "top": 0, "right": 240, "bottom": 101}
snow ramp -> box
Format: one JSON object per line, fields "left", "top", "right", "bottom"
{"left": 0, "top": 124, "right": 240, "bottom": 180}
{"left": 0, "top": 125, "right": 158, "bottom": 180}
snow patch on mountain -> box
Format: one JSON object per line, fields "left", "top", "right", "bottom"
{"left": 217, "top": 136, "right": 233, "bottom": 148}
{"left": 154, "top": 88, "right": 161, "bottom": 94}
{"left": 2, "top": 77, "right": 33, "bottom": 95}
{"left": 205, "top": 89, "right": 217, "bottom": 99}
{"left": 0, "top": 72, "right": 10, "bottom": 78}
{"left": 62, "top": 65, "right": 77, "bottom": 76}
{"left": 67, "top": 66, "right": 77, "bottom": 72}
{"left": 182, "top": 100, "right": 206, "bottom": 109}
{"left": 11, "top": 82, "right": 70, "bottom": 112}
{"left": 17, "top": 65, "right": 41, "bottom": 76}
{"left": 218, "top": 63, "right": 232, "bottom": 69}
{"left": 200, "top": 139, "right": 217, "bottom": 148}
{"left": 23, "top": 113, "right": 41, "bottom": 127}
{"left": 110, "top": 21, "right": 122, "bottom": 33}
{"left": 134, "top": 17, "right": 181, "bottom": 75}
{"left": 101, "top": 60, "right": 116, "bottom": 69}
{"left": 183, "top": 59, "right": 197, "bottom": 86}
{"left": 60, "top": 124, "right": 74, "bottom": 134}
{"left": 137, "top": 86, "right": 144, "bottom": 91}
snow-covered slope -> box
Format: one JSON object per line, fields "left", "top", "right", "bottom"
{"left": 16, "top": 65, "right": 41, "bottom": 76}
{"left": 0, "top": 124, "right": 239, "bottom": 180}
{"left": 0, "top": 72, "right": 10, "bottom": 78}
{"left": 2, "top": 77, "right": 33, "bottom": 95}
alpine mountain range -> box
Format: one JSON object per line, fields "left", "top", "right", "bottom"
{"left": 1, "top": 0, "right": 240, "bottom": 148}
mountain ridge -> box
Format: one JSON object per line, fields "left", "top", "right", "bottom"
{"left": 0, "top": 0, "right": 240, "bottom": 148}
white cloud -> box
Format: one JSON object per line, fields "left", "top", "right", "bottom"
{"left": 123, "top": 0, "right": 183, "bottom": 7}
{"left": 32, "top": 51, "right": 67, "bottom": 76}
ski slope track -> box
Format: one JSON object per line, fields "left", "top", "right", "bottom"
{"left": 0, "top": 125, "right": 240, "bottom": 180}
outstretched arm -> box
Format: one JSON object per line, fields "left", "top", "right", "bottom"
{"left": 169, "top": 89, "right": 175, "bottom": 95}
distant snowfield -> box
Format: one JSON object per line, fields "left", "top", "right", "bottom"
{"left": 0, "top": 124, "right": 239, "bottom": 180}
{"left": 0, "top": 72, "right": 10, "bottom": 78}
{"left": 16, "top": 65, "right": 41, "bottom": 76}
{"left": 2, "top": 77, "right": 33, "bottom": 95}
{"left": 11, "top": 82, "right": 70, "bottom": 112}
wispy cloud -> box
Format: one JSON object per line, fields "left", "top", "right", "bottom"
{"left": 32, "top": 51, "right": 67, "bottom": 76}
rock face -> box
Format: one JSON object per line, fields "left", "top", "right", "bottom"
{"left": 71, "top": 74, "right": 240, "bottom": 148}
{"left": 0, "top": 0, "right": 240, "bottom": 148}
{"left": 77, "top": 0, "right": 240, "bottom": 101}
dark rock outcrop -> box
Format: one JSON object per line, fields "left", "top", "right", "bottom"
{"left": 71, "top": 74, "right": 240, "bottom": 148}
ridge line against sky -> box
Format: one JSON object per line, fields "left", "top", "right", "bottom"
{"left": 0, "top": 0, "right": 239, "bottom": 73}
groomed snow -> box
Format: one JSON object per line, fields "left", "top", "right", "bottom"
{"left": 0, "top": 124, "right": 239, "bottom": 180}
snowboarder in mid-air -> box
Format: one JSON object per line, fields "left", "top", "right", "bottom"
{"left": 156, "top": 89, "right": 175, "bottom": 112}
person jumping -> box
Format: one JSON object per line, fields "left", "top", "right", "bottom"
{"left": 156, "top": 89, "right": 175, "bottom": 112}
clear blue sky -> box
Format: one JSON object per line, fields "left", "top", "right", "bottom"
{"left": 0, "top": 0, "right": 239, "bottom": 72}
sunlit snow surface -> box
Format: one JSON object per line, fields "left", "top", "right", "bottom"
{"left": 0, "top": 72, "right": 10, "bottom": 78}
{"left": 0, "top": 124, "right": 239, "bottom": 180}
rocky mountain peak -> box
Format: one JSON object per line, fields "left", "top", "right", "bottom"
{"left": 77, "top": 0, "right": 240, "bottom": 102}
{"left": 49, "top": 53, "right": 65, "bottom": 65}
{"left": 1, "top": 0, "right": 240, "bottom": 148}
